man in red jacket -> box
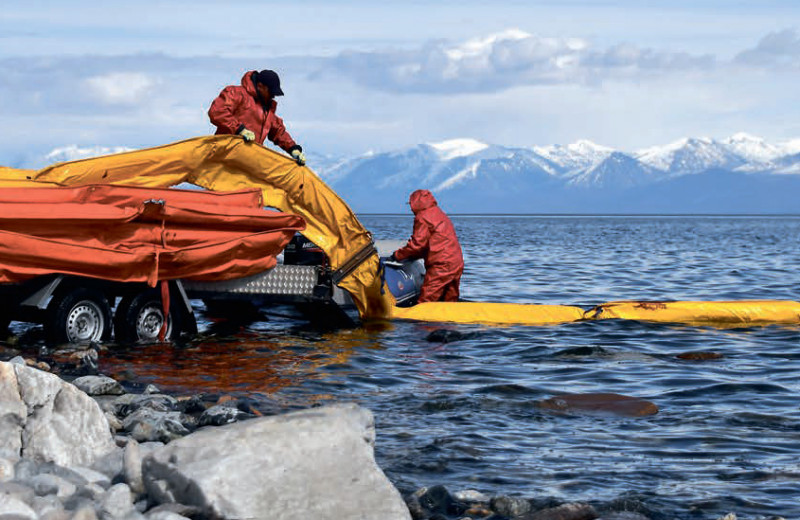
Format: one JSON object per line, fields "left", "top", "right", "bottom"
{"left": 208, "top": 69, "right": 306, "bottom": 165}
{"left": 392, "top": 190, "right": 464, "bottom": 303}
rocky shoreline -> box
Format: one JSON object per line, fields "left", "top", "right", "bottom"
{"left": 0, "top": 345, "right": 785, "bottom": 520}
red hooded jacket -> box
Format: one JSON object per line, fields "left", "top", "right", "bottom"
{"left": 394, "top": 190, "right": 463, "bottom": 272}
{"left": 208, "top": 71, "right": 299, "bottom": 153}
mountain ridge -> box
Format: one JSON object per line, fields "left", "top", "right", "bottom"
{"left": 14, "top": 133, "right": 800, "bottom": 214}
{"left": 316, "top": 133, "right": 800, "bottom": 213}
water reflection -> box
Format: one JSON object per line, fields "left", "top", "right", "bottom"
{"left": 99, "top": 317, "right": 396, "bottom": 397}
{"left": 6, "top": 217, "right": 800, "bottom": 519}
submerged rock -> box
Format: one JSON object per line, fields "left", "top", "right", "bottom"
{"left": 142, "top": 403, "right": 411, "bottom": 520}
{"left": 426, "top": 329, "right": 477, "bottom": 343}
{"left": 453, "top": 489, "right": 490, "bottom": 503}
{"left": 597, "top": 512, "right": 650, "bottom": 520}
{"left": 537, "top": 393, "right": 658, "bottom": 417}
{"left": 676, "top": 351, "right": 723, "bottom": 361}
{"left": 554, "top": 346, "right": 611, "bottom": 357}
{"left": 522, "top": 502, "right": 597, "bottom": 520}
{"left": 413, "top": 485, "right": 465, "bottom": 516}
{"left": 491, "top": 495, "right": 533, "bottom": 517}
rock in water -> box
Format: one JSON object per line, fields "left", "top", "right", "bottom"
{"left": 413, "top": 485, "right": 464, "bottom": 516}
{"left": 676, "top": 351, "right": 723, "bottom": 361}
{"left": 426, "top": 329, "right": 475, "bottom": 343}
{"left": 491, "top": 495, "right": 533, "bottom": 517}
{"left": 72, "top": 375, "right": 125, "bottom": 396}
{"left": 598, "top": 512, "right": 651, "bottom": 520}
{"left": 0, "top": 361, "right": 116, "bottom": 466}
{"left": 523, "top": 502, "right": 597, "bottom": 520}
{"left": 142, "top": 403, "right": 411, "bottom": 520}
{"left": 537, "top": 393, "right": 658, "bottom": 417}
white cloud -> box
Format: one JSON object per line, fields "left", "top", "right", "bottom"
{"left": 318, "top": 29, "right": 715, "bottom": 94}
{"left": 735, "top": 29, "right": 800, "bottom": 68}
{"left": 0, "top": 27, "right": 798, "bottom": 163}
{"left": 85, "top": 72, "right": 158, "bottom": 105}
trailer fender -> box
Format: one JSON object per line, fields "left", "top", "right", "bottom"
{"left": 20, "top": 275, "right": 64, "bottom": 310}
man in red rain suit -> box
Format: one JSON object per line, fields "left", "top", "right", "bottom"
{"left": 392, "top": 190, "right": 464, "bottom": 303}
{"left": 208, "top": 69, "right": 306, "bottom": 165}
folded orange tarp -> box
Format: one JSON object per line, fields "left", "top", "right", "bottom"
{"left": 0, "top": 136, "right": 390, "bottom": 318}
{"left": 0, "top": 184, "right": 305, "bottom": 286}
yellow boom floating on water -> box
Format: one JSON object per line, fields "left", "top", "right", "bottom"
{"left": 392, "top": 302, "right": 586, "bottom": 326}
{"left": 586, "top": 300, "right": 800, "bottom": 327}
{"left": 3, "top": 136, "right": 799, "bottom": 329}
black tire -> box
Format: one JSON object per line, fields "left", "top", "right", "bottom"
{"left": 114, "top": 288, "right": 185, "bottom": 343}
{"left": 46, "top": 287, "right": 113, "bottom": 345}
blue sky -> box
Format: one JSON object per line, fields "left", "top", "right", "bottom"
{"left": 1, "top": 0, "right": 799, "bottom": 164}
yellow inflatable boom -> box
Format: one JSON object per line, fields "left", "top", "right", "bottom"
{"left": 392, "top": 301, "right": 586, "bottom": 326}
{"left": 587, "top": 300, "right": 800, "bottom": 327}
{"left": 0, "top": 136, "right": 391, "bottom": 318}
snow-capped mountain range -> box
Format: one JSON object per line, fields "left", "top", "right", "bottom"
{"left": 13, "top": 133, "right": 800, "bottom": 214}
{"left": 314, "top": 133, "right": 800, "bottom": 213}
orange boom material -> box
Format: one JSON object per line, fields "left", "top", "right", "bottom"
{"left": 0, "top": 136, "right": 389, "bottom": 319}
{"left": 0, "top": 184, "right": 305, "bottom": 286}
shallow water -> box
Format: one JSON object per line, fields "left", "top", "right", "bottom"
{"left": 16, "top": 216, "right": 800, "bottom": 518}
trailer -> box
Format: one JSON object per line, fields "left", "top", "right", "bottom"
{"left": 1, "top": 136, "right": 407, "bottom": 321}
{"left": 0, "top": 238, "right": 423, "bottom": 344}
{"left": 0, "top": 182, "right": 424, "bottom": 344}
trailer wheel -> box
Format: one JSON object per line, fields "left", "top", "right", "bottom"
{"left": 46, "top": 288, "right": 113, "bottom": 345}
{"left": 114, "top": 288, "right": 185, "bottom": 343}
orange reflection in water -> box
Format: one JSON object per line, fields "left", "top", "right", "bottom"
{"left": 98, "top": 325, "right": 392, "bottom": 397}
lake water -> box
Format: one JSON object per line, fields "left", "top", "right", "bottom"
{"left": 37, "top": 217, "right": 800, "bottom": 518}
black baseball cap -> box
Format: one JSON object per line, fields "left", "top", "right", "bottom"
{"left": 253, "top": 69, "right": 284, "bottom": 96}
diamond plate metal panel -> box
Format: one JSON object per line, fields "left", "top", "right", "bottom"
{"left": 181, "top": 265, "right": 318, "bottom": 296}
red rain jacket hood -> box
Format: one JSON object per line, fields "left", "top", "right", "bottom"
{"left": 208, "top": 71, "right": 298, "bottom": 153}
{"left": 394, "top": 190, "right": 463, "bottom": 271}
{"left": 409, "top": 189, "right": 437, "bottom": 214}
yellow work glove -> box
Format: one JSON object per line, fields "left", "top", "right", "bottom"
{"left": 291, "top": 149, "right": 306, "bottom": 166}
{"left": 238, "top": 128, "right": 256, "bottom": 142}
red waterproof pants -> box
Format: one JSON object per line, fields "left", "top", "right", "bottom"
{"left": 419, "top": 264, "right": 463, "bottom": 303}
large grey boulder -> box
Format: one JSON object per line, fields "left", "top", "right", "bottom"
{"left": 142, "top": 403, "right": 411, "bottom": 520}
{"left": 0, "top": 361, "right": 116, "bottom": 467}
{"left": 0, "top": 363, "right": 27, "bottom": 459}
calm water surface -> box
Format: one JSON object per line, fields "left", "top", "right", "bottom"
{"left": 27, "top": 217, "right": 800, "bottom": 518}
